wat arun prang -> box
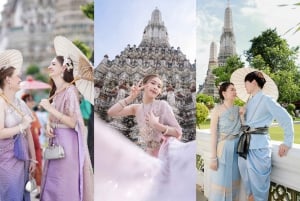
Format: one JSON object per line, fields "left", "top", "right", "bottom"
{"left": 94, "top": 8, "right": 196, "bottom": 142}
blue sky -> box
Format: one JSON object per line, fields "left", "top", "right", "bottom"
{"left": 94, "top": 0, "right": 196, "bottom": 66}
{"left": 1, "top": 0, "right": 299, "bottom": 88}
{"left": 197, "top": 0, "right": 300, "bottom": 86}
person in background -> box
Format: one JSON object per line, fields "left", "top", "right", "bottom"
{"left": 80, "top": 95, "right": 92, "bottom": 126}
{"left": 35, "top": 106, "right": 48, "bottom": 148}
{"left": 22, "top": 93, "right": 43, "bottom": 198}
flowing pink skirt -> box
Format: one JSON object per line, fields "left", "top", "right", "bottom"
{"left": 95, "top": 119, "right": 196, "bottom": 201}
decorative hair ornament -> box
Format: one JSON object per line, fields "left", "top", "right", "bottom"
{"left": 63, "top": 56, "right": 73, "bottom": 72}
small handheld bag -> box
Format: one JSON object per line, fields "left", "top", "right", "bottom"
{"left": 13, "top": 133, "right": 28, "bottom": 161}
{"left": 25, "top": 174, "right": 37, "bottom": 192}
{"left": 44, "top": 138, "right": 65, "bottom": 160}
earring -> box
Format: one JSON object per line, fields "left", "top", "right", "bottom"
{"left": 60, "top": 73, "right": 64, "bottom": 78}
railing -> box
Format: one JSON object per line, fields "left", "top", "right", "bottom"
{"left": 196, "top": 129, "right": 300, "bottom": 201}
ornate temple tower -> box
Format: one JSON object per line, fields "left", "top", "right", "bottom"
{"left": 218, "top": 1, "right": 236, "bottom": 66}
{"left": 54, "top": 0, "right": 94, "bottom": 49}
{"left": 139, "top": 7, "right": 170, "bottom": 48}
{"left": 201, "top": 41, "right": 219, "bottom": 97}
{"left": 201, "top": 1, "right": 237, "bottom": 98}
{"left": 0, "top": 0, "right": 93, "bottom": 71}
{"left": 95, "top": 8, "right": 196, "bottom": 141}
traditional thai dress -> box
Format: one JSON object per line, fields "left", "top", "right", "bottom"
{"left": 209, "top": 105, "right": 241, "bottom": 201}
{"left": 238, "top": 91, "right": 294, "bottom": 201}
{"left": 136, "top": 100, "right": 196, "bottom": 201}
{"left": 40, "top": 85, "right": 93, "bottom": 201}
{"left": 0, "top": 98, "right": 32, "bottom": 201}
{"left": 95, "top": 100, "right": 196, "bottom": 201}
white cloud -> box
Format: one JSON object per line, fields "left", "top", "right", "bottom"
{"left": 95, "top": 0, "right": 196, "bottom": 65}
{"left": 196, "top": 0, "right": 300, "bottom": 87}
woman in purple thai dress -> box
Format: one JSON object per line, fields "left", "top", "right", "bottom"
{"left": 107, "top": 74, "right": 196, "bottom": 201}
{"left": 39, "top": 56, "right": 93, "bottom": 201}
{"left": 0, "top": 58, "right": 36, "bottom": 200}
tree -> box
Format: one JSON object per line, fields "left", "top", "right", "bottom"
{"left": 196, "top": 103, "right": 209, "bottom": 128}
{"left": 26, "top": 65, "right": 40, "bottom": 75}
{"left": 271, "top": 70, "right": 300, "bottom": 103}
{"left": 73, "top": 40, "right": 92, "bottom": 59}
{"left": 287, "top": 103, "right": 296, "bottom": 118}
{"left": 25, "top": 64, "right": 49, "bottom": 83}
{"left": 212, "top": 55, "right": 244, "bottom": 86}
{"left": 245, "top": 29, "right": 299, "bottom": 73}
{"left": 246, "top": 29, "right": 300, "bottom": 103}
{"left": 81, "top": 2, "right": 94, "bottom": 20}
{"left": 196, "top": 93, "right": 214, "bottom": 109}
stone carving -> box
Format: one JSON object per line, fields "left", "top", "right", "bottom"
{"left": 95, "top": 8, "right": 196, "bottom": 142}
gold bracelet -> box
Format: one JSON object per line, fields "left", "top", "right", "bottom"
{"left": 29, "top": 159, "right": 38, "bottom": 164}
{"left": 162, "top": 125, "right": 169, "bottom": 135}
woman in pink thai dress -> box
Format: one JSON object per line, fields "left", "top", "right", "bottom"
{"left": 0, "top": 62, "right": 36, "bottom": 201}
{"left": 107, "top": 74, "right": 196, "bottom": 201}
{"left": 39, "top": 56, "right": 93, "bottom": 201}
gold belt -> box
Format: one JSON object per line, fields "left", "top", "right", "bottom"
{"left": 217, "top": 133, "right": 239, "bottom": 158}
{"left": 219, "top": 133, "right": 239, "bottom": 141}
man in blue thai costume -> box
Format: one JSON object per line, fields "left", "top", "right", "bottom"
{"left": 231, "top": 68, "right": 294, "bottom": 201}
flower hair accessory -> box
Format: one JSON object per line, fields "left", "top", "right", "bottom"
{"left": 63, "top": 56, "right": 73, "bottom": 71}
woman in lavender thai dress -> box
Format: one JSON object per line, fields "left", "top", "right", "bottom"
{"left": 0, "top": 63, "right": 36, "bottom": 200}
{"left": 107, "top": 74, "right": 196, "bottom": 201}
{"left": 39, "top": 56, "right": 93, "bottom": 201}
{"left": 209, "top": 82, "right": 241, "bottom": 201}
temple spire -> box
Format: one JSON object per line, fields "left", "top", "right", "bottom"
{"left": 218, "top": 1, "right": 236, "bottom": 66}
{"left": 139, "top": 8, "right": 170, "bottom": 47}
{"left": 209, "top": 41, "right": 218, "bottom": 66}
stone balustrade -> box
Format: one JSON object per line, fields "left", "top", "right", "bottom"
{"left": 196, "top": 129, "right": 300, "bottom": 201}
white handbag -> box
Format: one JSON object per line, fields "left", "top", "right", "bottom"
{"left": 25, "top": 175, "right": 37, "bottom": 192}
{"left": 44, "top": 143, "right": 65, "bottom": 160}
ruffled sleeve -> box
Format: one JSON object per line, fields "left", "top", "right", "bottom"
{"left": 158, "top": 100, "right": 182, "bottom": 139}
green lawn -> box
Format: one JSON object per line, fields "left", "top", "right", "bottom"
{"left": 198, "top": 120, "right": 300, "bottom": 144}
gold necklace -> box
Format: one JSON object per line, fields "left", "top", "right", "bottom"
{"left": 223, "top": 103, "right": 235, "bottom": 121}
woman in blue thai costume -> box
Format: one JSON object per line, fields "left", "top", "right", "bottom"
{"left": 209, "top": 82, "right": 241, "bottom": 201}
{"left": 237, "top": 70, "right": 294, "bottom": 201}
{"left": 0, "top": 50, "right": 36, "bottom": 201}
